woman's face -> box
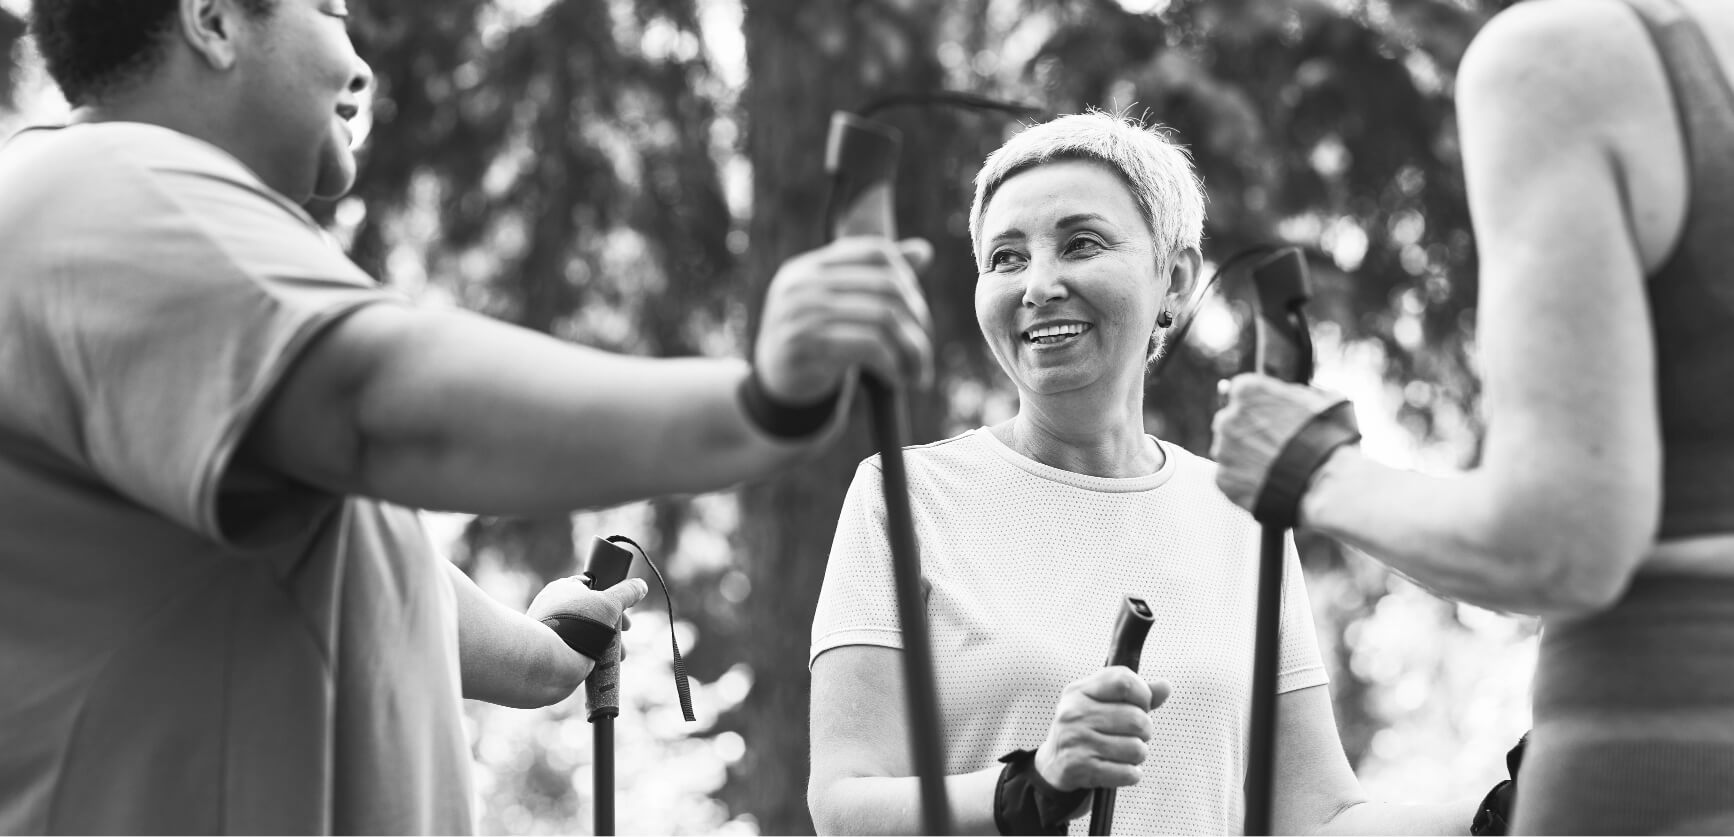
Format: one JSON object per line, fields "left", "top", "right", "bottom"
{"left": 974, "top": 159, "right": 1170, "bottom": 407}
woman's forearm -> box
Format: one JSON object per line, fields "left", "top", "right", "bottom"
{"left": 1316, "top": 797, "right": 1480, "bottom": 836}
{"left": 448, "top": 563, "right": 590, "bottom": 708}
{"left": 810, "top": 768, "right": 1003, "bottom": 836}
{"left": 1301, "top": 447, "right": 1635, "bottom": 618}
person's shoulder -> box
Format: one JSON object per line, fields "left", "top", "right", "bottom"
{"left": 1155, "top": 440, "right": 1259, "bottom": 521}
{"left": 1459, "top": 0, "right": 1652, "bottom": 105}
{"left": 858, "top": 427, "right": 991, "bottom": 473}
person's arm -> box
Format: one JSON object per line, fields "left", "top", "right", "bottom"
{"left": 807, "top": 645, "right": 1163, "bottom": 835}
{"left": 446, "top": 563, "right": 648, "bottom": 708}
{"left": 1214, "top": 2, "right": 1663, "bottom": 619}
{"left": 236, "top": 237, "right": 932, "bottom": 514}
{"left": 1271, "top": 684, "right": 1477, "bottom": 835}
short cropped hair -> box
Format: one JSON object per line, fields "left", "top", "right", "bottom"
{"left": 969, "top": 111, "right": 1205, "bottom": 271}
{"left": 31, "top": 0, "right": 277, "bottom": 105}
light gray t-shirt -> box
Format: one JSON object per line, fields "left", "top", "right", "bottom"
{"left": 0, "top": 123, "right": 473, "bottom": 834}
{"left": 813, "top": 429, "right": 1328, "bottom": 835}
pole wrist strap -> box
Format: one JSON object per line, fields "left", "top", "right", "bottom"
{"left": 994, "top": 749, "right": 1088, "bottom": 835}
{"left": 738, "top": 367, "right": 841, "bottom": 439}
{"left": 1251, "top": 398, "right": 1360, "bottom": 528}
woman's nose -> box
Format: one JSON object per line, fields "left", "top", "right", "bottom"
{"left": 1021, "top": 259, "right": 1068, "bottom": 307}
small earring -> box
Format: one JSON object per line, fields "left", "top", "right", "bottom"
{"left": 1157, "top": 309, "right": 1175, "bottom": 328}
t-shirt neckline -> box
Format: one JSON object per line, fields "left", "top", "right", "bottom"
{"left": 970, "top": 426, "right": 1181, "bottom": 493}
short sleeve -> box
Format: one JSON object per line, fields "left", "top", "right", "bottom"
{"left": 1276, "top": 537, "right": 1330, "bottom": 694}
{"left": 810, "top": 458, "right": 906, "bottom": 666}
{"left": 8, "top": 127, "right": 394, "bottom": 546}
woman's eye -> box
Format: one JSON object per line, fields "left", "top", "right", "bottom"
{"left": 1066, "top": 235, "right": 1104, "bottom": 254}
{"left": 988, "top": 250, "right": 1024, "bottom": 270}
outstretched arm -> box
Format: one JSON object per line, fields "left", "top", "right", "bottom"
{"left": 1214, "top": 1, "right": 1665, "bottom": 619}
{"left": 236, "top": 237, "right": 932, "bottom": 515}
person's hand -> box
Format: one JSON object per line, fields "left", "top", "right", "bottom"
{"left": 529, "top": 575, "right": 649, "bottom": 666}
{"left": 753, "top": 236, "right": 935, "bottom": 405}
{"left": 1034, "top": 667, "right": 1172, "bottom": 793}
{"left": 1210, "top": 373, "right": 1352, "bottom": 517}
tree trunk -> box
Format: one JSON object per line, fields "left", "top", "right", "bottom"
{"left": 730, "top": 1, "right": 990, "bottom": 831}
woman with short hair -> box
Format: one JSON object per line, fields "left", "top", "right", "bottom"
{"left": 807, "top": 111, "right": 1473, "bottom": 835}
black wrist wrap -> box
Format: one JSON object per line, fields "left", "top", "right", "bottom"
{"left": 993, "top": 749, "right": 1089, "bottom": 835}
{"left": 737, "top": 368, "right": 841, "bottom": 439}
{"left": 541, "top": 615, "right": 617, "bottom": 662}
{"left": 1251, "top": 398, "right": 1361, "bottom": 528}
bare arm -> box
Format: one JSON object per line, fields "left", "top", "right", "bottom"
{"left": 447, "top": 564, "right": 650, "bottom": 708}
{"left": 1216, "top": 2, "right": 1665, "bottom": 618}
{"left": 808, "top": 646, "right": 1002, "bottom": 835}
{"left": 808, "top": 645, "right": 1162, "bottom": 835}
{"left": 1272, "top": 684, "right": 1475, "bottom": 835}
{"left": 237, "top": 237, "right": 931, "bottom": 515}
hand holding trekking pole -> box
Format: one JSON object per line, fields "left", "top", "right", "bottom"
{"left": 1031, "top": 599, "right": 1170, "bottom": 832}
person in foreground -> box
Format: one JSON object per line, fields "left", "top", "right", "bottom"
{"left": 0, "top": 0, "right": 931, "bottom": 833}
{"left": 1212, "top": 0, "right": 1734, "bottom": 832}
{"left": 806, "top": 111, "right": 1477, "bottom": 835}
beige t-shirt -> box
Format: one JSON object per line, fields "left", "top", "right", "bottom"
{"left": 0, "top": 123, "right": 473, "bottom": 834}
{"left": 812, "top": 428, "right": 1329, "bottom": 835}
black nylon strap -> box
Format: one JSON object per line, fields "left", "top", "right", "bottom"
{"left": 542, "top": 614, "right": 618, "bottom": 661}
{"left": 994, "top": 749, "right": 1089, "bottom": 835}
{"left": 1252, "top": 399, "right": 1361, "bottom": 528}
{"left": 737, "top": 368, "right": 841, "bottom": 439}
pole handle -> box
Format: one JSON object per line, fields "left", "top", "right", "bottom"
{"left": 1250, "top": 247, "right": 1314, "bottom": 385}
{"left": 1088, "top": 597, "right": 1156, "bottom": 836}
{"left": 580, "top": 537, "right": 633, "bottom": 722}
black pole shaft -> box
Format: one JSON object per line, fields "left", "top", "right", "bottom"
{"left": 594, "top": 718, "right": 615, "bottom": 835}
{"left": 865, "top": 374, "right": 952, "bottom": 835}
{"left": 1244, "top": 525, "right": 1286, "bottom": 835}
{"left": 1089, "top": 790, "right": 1118, "bottom": 836}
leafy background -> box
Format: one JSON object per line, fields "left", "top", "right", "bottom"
{"left": 1, "top": 0, "right": 1535, "bottom": 832}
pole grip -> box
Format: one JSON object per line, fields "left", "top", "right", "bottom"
{"left": 581, "top": 537, "right": 634, "bottom": 723}
{"left": 1089, "top": 597, "right": 1155, "bottom": 836}
{"left": 1251, "top": 247, "right": 1314, "bottom": 385}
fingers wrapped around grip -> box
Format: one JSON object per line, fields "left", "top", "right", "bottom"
{"left": 1035, "top": 667, "right": 1172, "bottom": 792}
{"left": 752, "top": 237, "right": 935, "bottom": 406}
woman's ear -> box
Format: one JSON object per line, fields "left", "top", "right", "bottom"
{"left": 1163, "top": 246, "right": 1203, "bottom": 306}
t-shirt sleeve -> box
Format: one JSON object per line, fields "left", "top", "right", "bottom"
{"left": 1276, "top": 535, "right": 1330, "bottom": 694}
{"left": 810, "top": 458, "right": 906, "bottom": 666}
{"left": 32, "top": 149, "right": 394, "bottom": 547}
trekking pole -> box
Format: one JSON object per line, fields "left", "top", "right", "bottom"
{"left": 1088, "top": 597, "right": 1156, "bottom": 836}
{"left": 573, "top": 537, "right": 634, "bottom": 836}
{"left": 823, "top": 110, "right": 952, "bottom": 835}
{"left": 1242, "top": 247, "right": 1316, "bottom": 836}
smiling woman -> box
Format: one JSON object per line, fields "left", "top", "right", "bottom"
{"left": 806, "top": 112, "right": 1480, "bottom": 835}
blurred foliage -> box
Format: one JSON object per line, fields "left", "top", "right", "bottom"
{"left": 0, "top": 6, "right": 21, "bottom": 108}
{"left": 1, "top": 0, "right": 1540, "bottom": 833}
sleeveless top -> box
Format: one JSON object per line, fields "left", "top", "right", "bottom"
{"left": 1625, "top": 0, "right": 1734, "bottom": 537}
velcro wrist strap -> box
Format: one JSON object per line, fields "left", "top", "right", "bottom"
{"left": 541, "top": 615, "right": 618, "bottom": 661}
{"left": 1251, "top": 399, "right": 1360, "bottom": 529}
{"left": 993, "top": 749, "right": 1089, "bottom": 835}
{"left": 738, "top": 367, "right": 842, "bottom": 439}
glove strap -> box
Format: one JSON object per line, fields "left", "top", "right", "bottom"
{"left": 994, "top": 749, "right": 1089, "bottom": 835}
{"left": 1251, "top": 399, "right": 1360, "bottom": 528}
{"left": 738, "top": 367, "right": 841, "bottom": 439}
